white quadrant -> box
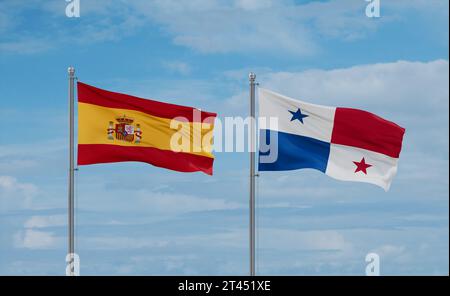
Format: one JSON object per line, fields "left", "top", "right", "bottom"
{"left": 259, "top": 88, "right": 335, "bottom": 142}
{"left": 325, "top": 143, "right": 400, "bottom": 191}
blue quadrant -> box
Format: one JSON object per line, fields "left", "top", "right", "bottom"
{"left": 258, "top": 129, "right": 330, "bottom": 173}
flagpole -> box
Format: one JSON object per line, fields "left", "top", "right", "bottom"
{"left": 68, "top": 66, "right": 75, "bottom": 276}
{"left": 249, "top": 72, "right": 256, "bottom": 276}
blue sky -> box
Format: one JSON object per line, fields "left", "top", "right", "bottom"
{"left": 0, "top": 0, "right": 448, "bottom": 275}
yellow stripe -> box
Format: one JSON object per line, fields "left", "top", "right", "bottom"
{"left": 78, "top": 102, "right": 214, "bottom": 158}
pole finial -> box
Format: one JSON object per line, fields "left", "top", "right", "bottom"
{"left": 249, "top": 72, "right": 256, "bottom": 82}
{"left": 68, "top": 67, "right": 75, "bottom": 75}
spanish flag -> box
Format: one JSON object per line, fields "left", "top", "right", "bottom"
{"left": 77, "top": 82, "right": 217, "bottom": 175}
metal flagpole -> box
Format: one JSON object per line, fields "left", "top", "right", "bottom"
{"left": 249, "top": 72, "right": 256, "bottom": 276}
{"left": 68, "top": 66, "right": 75, "bottom": 276}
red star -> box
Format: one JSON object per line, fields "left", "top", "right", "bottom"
{"left": 353, "top": 157, "right": 372, "bottom": 174}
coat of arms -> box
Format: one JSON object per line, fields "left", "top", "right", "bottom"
{"left": 107, "top": 115, "right": 142, "bottom": 144}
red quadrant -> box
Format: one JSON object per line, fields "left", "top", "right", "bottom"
{"left": 331, "top": 108, "right": 405, "bottom": 158}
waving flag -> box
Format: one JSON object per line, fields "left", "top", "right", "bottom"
{"left": 258, "top": 88, "right": 405, "bottom": 190}
{"left": 77, "top": 82, "right": 216, "bottom": 175}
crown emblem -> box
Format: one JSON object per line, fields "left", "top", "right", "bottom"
{"left": 115, "top": 115, "right": 134, "bottom": 125}
{"left": 107, "top": 115, "right": 142, "bottom": 143}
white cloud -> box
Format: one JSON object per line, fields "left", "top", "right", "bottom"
{"left": 0, "top": 37, "right": 53, "bottom": 54}
{"left": 386, "top": 0, "right": 449, "bottom": 12}
{"left": 0, "top": 8, "right": 12, "bottom": 34}
{"left": 0, "top": 138, "right": 67, "bottom": 186}
{"left": 82, "top": 236, "right": 170, "bottom": 250}
{"left": 24, "top": 215, "right": 66, "bottom": 228}
{"left": 260, "top": 228, "right": 348, "bottom": 251}
{"left": 0, "top": 176, "right": 37, "bottom": 212}
{"left": 154, "top": 227, "right": 347, "bottom": 251}
{"left": 373, "top": 244, "right": 406, "bottom": 258}
{"left": 13, "top": 229, "right": 62, "bottom": 249}
{"left": 136, "top": 190, "right": 243, "bottom": 214}
{"left": 234, "top": 0, "right": 274, "bottom": 11}
{"left": 73, "top": 172, "right": 245, "bottom": 215}
{"left": 77, "top": 227, "right": 347, "bottom": 252}
{"left": 258, "top": 60, "right": 449, "bottom": 111}
{"left": 163, "top": 61, "right": 192, "bottom": 75}
{"left": 130, "top": 0, "right": 317, "bottom": 55}
{"left": 0, "top": 1, "right": 144, "bottom": 54}
{"left": 1, "top": 0, "right": 447, "bottom": 55}
{"left": 127, "top": 0, "right": 448, "bottom": 54}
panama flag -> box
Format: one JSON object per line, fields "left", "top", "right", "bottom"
{"left": 258, "top": 88, "right": 405, "bottom": 191}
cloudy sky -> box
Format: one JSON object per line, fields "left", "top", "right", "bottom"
{"left": 0, "top": 0, "right": 448, "bottom": 275}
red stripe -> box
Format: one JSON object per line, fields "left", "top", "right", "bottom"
{"left": 77, "top": 144, "right": 214, "bottom": 175}
{"left": 331, "top": 108, "right": 405, "bottom": 158}
{"left": 77, "top": 82, "right": 216, "bottom": 123}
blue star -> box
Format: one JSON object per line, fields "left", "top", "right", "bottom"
{"left": 289, "top": 108, "right": 308, "bottom": 124}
